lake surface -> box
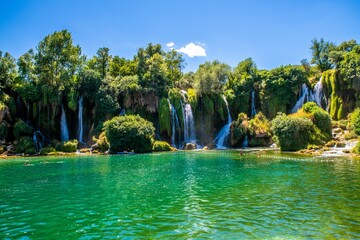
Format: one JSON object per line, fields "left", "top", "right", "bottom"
{"left": 0, "top": 151, "right": 360, "bottom": 239}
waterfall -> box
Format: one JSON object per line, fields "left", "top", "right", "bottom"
{"left": 242, "top": 135, "right": 248, "bottom": 148}
{"left": 311, "top": 77, "right": 327, "bottom": 109}
{"left": 291, "top": 83, "right": 311, "bottom": 113}
{"left": 214, "top": 96, "right": 232, "bottom": 149}
{"left": 77, "top": 96, "right": 84, "bottom": 143}
{"left": 167, "top": 99, "right": 181, "bottom": 148}
{"left": 180, "top": 90, "right": 197, "bottom": 144}
{"left": 61, "top": 105, "right": 69, "bottom": 142}
{"left": 292, "top": 78, "right": 327, "bottom": 113}
{"left": 33, "top": 131, "right": 44, "bottom": 152}
{"left": 251, "top": 90, "right": 256, "bottom": 117}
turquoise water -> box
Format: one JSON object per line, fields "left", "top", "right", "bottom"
{"left": 0, "top": 151, "right": 359, "bottom": 239}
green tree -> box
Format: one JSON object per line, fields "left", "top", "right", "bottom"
{"left": 95, "top": 47, "right": 111, "bottom": 79}
{"left": 195, "top": 60, "right": 230, "bottom": 96}
{"left": 310, "top": 38, "right": 335, "bottom": 72}
{"left": 0, "top": 51, "right": 17, "bottom": 91}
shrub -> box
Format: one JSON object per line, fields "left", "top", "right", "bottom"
{"left": 271, "top": 113, "right": 313, "bottom": 151}
{"left": 303, "top": 102, "right": 332, "bottom": 139}
{"left": 96, "top": 132, "right": 109, "bottom": 152}
{"left": 15, "top": 137, "right": 36, "bottom": 155}
{"left": 13, "top": 120, "right": 33, "bottom": 139}
{"left": 39, "top": 147, "right": 56, "bottom": 156}
{"left": 54, "top": 139, "right": 78, "bottom": 152}
{"left": 352, "top": 139, "right": 360, "bottom": 154}
{"left": 61, "top": 140, "right": 78, "bottom": 152}
{"left": 350, "top": 108, "right": 360, "bottom": 135}
{"left": 152, "top": 141, "right": 172, "bottom": 152}
{"left": 104, "top": 115, "right": 155, "bottom": 153}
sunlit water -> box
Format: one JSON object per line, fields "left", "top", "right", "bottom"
{"left": 0, "top": 151, "right": 359, "bottom": 239}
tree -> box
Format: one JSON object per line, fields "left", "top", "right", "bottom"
{"left": 194, "top": 60, "right": 230, "bottom": 96}
{"left": 165, "top": 49, "right": 184, "bottom": 86}
{"left": 0, "top": 51, "right": 16, "bottom": 91}
{"left": 95, "top": 47, "right": 111, "bottom": 79}
{"left": 35, "top": 29, "right": 81, "bottom": 104}
{"left": 310, "top": 38, "right": 335, "bottom": 72}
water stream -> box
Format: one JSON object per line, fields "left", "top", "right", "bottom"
{"left": 60, "top": 105, "right": 69, "bottom": 142}
{"left": 214, "top": 96, "right": 232, "bottom": 149}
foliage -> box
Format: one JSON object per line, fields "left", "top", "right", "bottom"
{"left": 259, "top": 65, "right": 308, "bottom": 118}
{"left": 152, "top": 141, "right": 172, "bottom": 152}
{"left": 271, "top": 113, "right": 313, "bottom": 151}
{"left": 96, "top": 132, "right": 109, "bottom": 152}
{"left": 15, "top": 137, "right": 36, "bottom": 155}
{"left": 104, "top": 115, "right": 155, "bottom": 153}
{"left": 248, "top": 112, "right": 272, "bottom": 137}
{"left": 55, "top": 139, "right": 78, "bottom": 152}
{"left": 0, "top": 51, "right": 17, "bottom": 91}
{"left": 310, "top": 38, "right": 335, "bottom": 72}
{"left": 302, "top": 102, "right": 332, "bottom": 139}
{"left": 352, "top": 139, "right": 360, "bottom": 154}
{"left": 350, "top": 108, "right": 360, "bottom": 135}
{"left": 194, "top": 61, "right": 230, "bottom": 96}
{"left": 158, "top": 98, "right": 171, "bottom": 137}
{"left": 39, "top": 147, "right": 56, "bottom": 155}
{"left": 230, "top": 113, "right": 248, "bottom": 146}
{"left": 13, "top": 120, "right": 33, "bottom": 139}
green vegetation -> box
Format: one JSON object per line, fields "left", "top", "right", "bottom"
{"left": 152, "top": 141, "right": 172, "bottom": 152}
{"left": 1, "top": 30, "right": 360, "bottom": 154}
{"left": 103, "top": 115, "right": 155, "bottom": 153}
{"left": 271, "top": 103, "right": 332, "bottom": 151}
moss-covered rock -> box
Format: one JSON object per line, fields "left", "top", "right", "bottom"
{"left": 13, "top": 120, "right": 33, "bottom": 139}
{"left": 54, "top": 139, "right": 78, "bottom": 152}
{"left": 96, "top": 132, "right": 109, "bottom": 152}
{"left": 15, "top": 136, "right": 36, "bottom": 155}
{"left": 152, "top": 141, "right": 172, "bottom": 152}
{"left": 158, "top": 98, "right": 171, "bottom": 138}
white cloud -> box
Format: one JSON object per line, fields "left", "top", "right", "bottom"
{"left": 166, "top": 42, "right": 175, "bottom": 48}
{"left": 177, "top": 42, "right": 206, "bottom": 58}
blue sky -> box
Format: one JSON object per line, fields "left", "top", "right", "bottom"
{"left": 1, "top": 0, "right": 359, "bottom": 72}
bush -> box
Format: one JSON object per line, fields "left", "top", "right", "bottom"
{"left": 152, "top": 141, "right": 172, "bottom": 152}
{"left": 104, "top": 115, "right": 155, "bottom": 153}
{"left": 303, "top": 102, "right": 332, "bottom": 139}
{"left": 13, "top": 120, "right": 33, "bottom": 139}
{"left": 352, "top": 139, "right": 360, "bottom": 154}
{"left": 96, "top": 132, "right": 109, "bottom": 152}
{"left": 350, "top": 108, "right": 360, "bottom": 135}
{"left": 39, "top": 147, "right": 56, "bottom": 156}
{"left": 271, "top": 113, "right": 313, "bottom": 151}
{"left": 15, "top": 137, "right": 36, "bottom": 155}
{"left": 62, "top": 140, "right": 78, "bottom": 152}
{"left": 54, "top": 139, "right": 78, "bottom": 152}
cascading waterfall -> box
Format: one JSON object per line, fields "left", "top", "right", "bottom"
{"left": 251, "top": 90, "right": 256, "bottom": 117}
{"left": 242, "top": 135, "right": 248, "bottom": 148}
{"left": 291, "top": 78, "right": 327, "bottom": 113}
{"left": 167, "top": 99, "right": 181, "bottom": 148}
{"left": 61, "top": 105, "right": 69, "bottom": 142}
{"left": 33, "top": 131, "right": 44, "bottom": 152}
{"left": 180, "top": 90, "right": 197, "bottom": 144}
{"left": 291, "top": 83, "right": 311, "bottom": 113}
{"left": 311, "top": 77, "right": 325, "bottom": 108}
{"left": 77, "top": 96, "right": 84, "bottom": 143}
{"left": 214, "top": 96, "right": 232, "bottom": 149}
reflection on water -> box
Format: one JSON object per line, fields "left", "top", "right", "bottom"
{"left": 0, "top": 152, "right": 359, "bottom": 239}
